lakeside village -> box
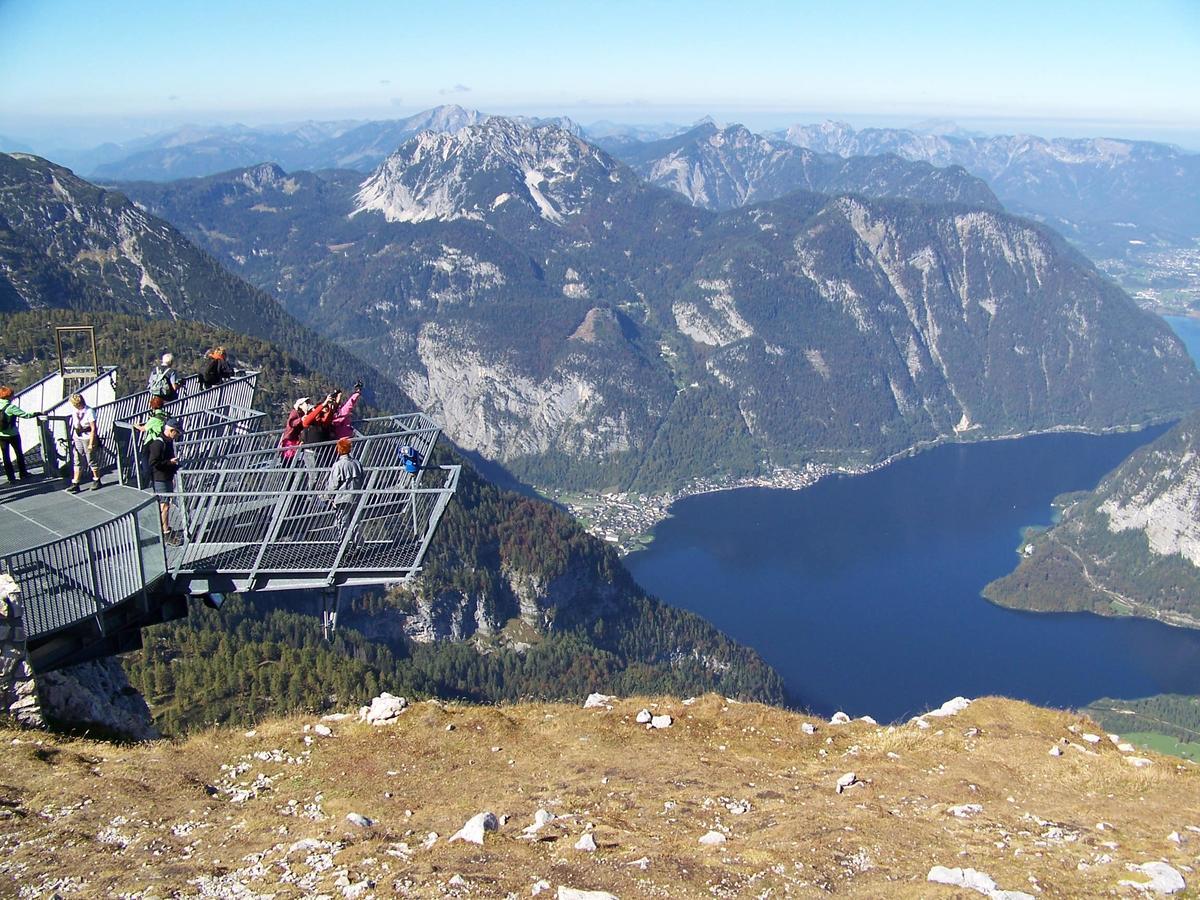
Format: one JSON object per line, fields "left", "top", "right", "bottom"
{"left": 1100, "top": 241, "right": 1200, "bottom": 316}
{"left": 545, "top": 464, "right": 831, "bottom": 554}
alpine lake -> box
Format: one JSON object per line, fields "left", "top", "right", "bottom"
{"left": 625, "top": 317, "right": 1200, "bottom": 721}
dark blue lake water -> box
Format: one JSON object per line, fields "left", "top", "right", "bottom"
{"left": 627, "top": 319, "right": 1200, "bottom": 721}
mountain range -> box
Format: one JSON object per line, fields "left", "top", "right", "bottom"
{"left": 783, "top": 120, "right": 1200, "bottom": 256}
{"left": 613, "top": 121, "right": 1000, "bottom": 211}
{"left": 985, "top": 410, "right": 1200, "bottom": 629}
{"left": 110, "top": 117, "right": 1200, "bottom": 494}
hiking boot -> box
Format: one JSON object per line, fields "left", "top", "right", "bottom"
{"left": 66, "top": 483, "right": 81, "bottom": 494}
{"left": 89, "top": 478, "right": 102, "bottom": 491}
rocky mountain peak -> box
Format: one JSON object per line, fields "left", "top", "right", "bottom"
{"left": 352, "top": 116, "right": 625, "bottom": 225}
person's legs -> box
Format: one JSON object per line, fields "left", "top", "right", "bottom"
{"left": 86, "top": 441, "right": 102, "bottom": 489}
{"left": 70, "top": 437, "right": 85, "bottom": 490}
{"left": 0, "top": 436, "right": 16, "bottom": 483}
{"left": 10, "top": 431, "right": 28, "bottom": 479}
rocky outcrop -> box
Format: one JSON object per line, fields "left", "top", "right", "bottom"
{"left": 0, "top": 574, "right": 41, "bottom": 727}
{"left": 37, "top": 657, "right": 159, "bottom": 741}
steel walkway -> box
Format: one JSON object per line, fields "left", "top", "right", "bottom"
{"left": 1, "top": 372, "right": 460, "bottom": 672}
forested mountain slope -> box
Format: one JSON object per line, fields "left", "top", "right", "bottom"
{"left": 985, "top": 410, "right": 1200, "bottom": 628}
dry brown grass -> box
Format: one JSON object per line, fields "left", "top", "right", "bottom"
{"left": 0, "top": 695, "right": 1197, "bottom": 898}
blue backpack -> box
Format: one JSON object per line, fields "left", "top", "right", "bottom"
{"left": 400, "top": 444, "right": 423, "bottom": 475}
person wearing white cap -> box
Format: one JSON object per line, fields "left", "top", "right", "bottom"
{"left": 148, "top": 352, "right": 181, "bottom": 402}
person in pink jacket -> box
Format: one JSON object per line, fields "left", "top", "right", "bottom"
{"left": 331, "top": 381, "right": 363, "bottom": 440}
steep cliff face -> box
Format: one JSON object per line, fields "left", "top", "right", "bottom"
{"left": 985, "top": 411, "right": 1200, "bottom": 627}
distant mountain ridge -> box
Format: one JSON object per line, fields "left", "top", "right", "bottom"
{"left": 783, "top": 120, "right": 1200, "bottom": 254}
{"left": 115, "top": 117, "right": 1200, "bottom": 494}
{"left": 612, "top": 121, "right": 1000, "bottom": 211}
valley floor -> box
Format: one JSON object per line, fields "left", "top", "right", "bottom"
{"left": 1, "top": 696, "right": 1196, "bottom": 898}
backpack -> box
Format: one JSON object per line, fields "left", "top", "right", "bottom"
{"left": 401, "top": 445, "right": 423, "bottom": 475}
{"left": 199, "top": 356, "right": 221, "bottom": 388}
{"left": 0, "top": 402, "right": 11, "bottom": 433}
{"left": 148, "top": 366, "right": 178, "bottom": 401}
{"left": 141, "top": 411, "right": 167, "bottom": 445}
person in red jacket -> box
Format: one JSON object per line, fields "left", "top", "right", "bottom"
{"left": 279, "top": 397, "right": 310, "bottom": 463}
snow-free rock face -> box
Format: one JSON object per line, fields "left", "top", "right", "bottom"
{"left": 353, "top": 117, "right": 627, "bottom": 225}
{"left": 36, "top": 658, "right": 159, "bottom": 741}
{"left": 390, "top": 537, "right": 627, "bottom": 644}
{"left": 985, "top": 411, "right": 1200, "bottom": 628}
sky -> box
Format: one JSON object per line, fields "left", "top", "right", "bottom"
{"left": 1, "top": 0, "right": 1199, "bottom": 148}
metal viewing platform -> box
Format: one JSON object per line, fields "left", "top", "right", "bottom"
{"left": 1, "top": 367, "right": 459, "bottom": 673}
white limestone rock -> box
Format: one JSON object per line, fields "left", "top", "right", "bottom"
{"left": 635, "top": 709, "right": 652, "bottom": 724}
{"left": 927, "top": 697, "right": 972, "bottom": 717}
{"left": 927, "top": 865, "right": 1034, "bottom": 899}
{"left": 948, "top": 804, "right": 984, "bottom": 819}
{"left": 1127, "top": 756, "right": 1154, "bottom": 768}
{"left": 835, "top": 772, "right": 860, "bottom": 794}
{"left": 583, "top": 693, "right": 615, "bottom": 709}
{"left": 801, "top": 722, "right": 816, "bottom": 735}
{"left": 313, "top": 724, "right": 333, "bottom": 737}
{"left": 557, "top": 887, "right": 619, "bottom": 900}
{"left": 359, "top": 692, "right": 408, "bottom": 725}
{"left": 650, "top": 714, "right": 673, "bottom": 729}
{"left": 449, "top": 811, "right": 498, "bottom": 845}
{"left": 1081, "top": 733, "right": 1102, "bottom": 744}
{"left": 1119, "top": 862, "right": 1186, "bottom": 894}
{"left": 1049, "top": 746, "right": 1063, "bottom": 757}
{"left": 698, "top": 830, "right": 727, "bottom": 845}
{"left": 574, "top": 831, "right": 597, "bottom": 852}
{"left": 345, "top": 812, "right": 373, "bottom": 828}
{"left": 830, "top": 711, "right": 851, "bottom": 725}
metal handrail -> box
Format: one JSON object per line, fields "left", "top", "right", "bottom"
{"left": 43, "top": 371, "right": 261, "bottom": 476}
{"left": 1, "top": 498, "right": 166, "bottom": 639}
{"left": 114, "top": 405, "right": 266, "bottom": 488}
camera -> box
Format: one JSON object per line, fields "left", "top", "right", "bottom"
{"left": 353, "top": 381, "right": 363, "bottom": 392}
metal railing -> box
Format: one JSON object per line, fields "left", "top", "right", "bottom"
{"left": 114, "top": 404, "right": 267, "bottom": 488}
{"left": 41, "top": 371, "right": 260, "bottom": 478}
{"left": 2, "top": 499, "right": 165, "bottom": 640}
{"left": 165, "top": 461, "right": 460, "bottom": 590}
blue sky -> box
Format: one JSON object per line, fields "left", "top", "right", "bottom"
{"left": 1, "top": 0, "right": 1198, "bottom": 146}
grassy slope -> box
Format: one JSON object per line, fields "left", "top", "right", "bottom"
{"left": 0, "top": 696, "right": 1195, "bottom": 897}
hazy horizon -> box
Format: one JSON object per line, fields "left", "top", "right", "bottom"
{"left": 3, "top": 0, "right": 1198, "bottom": 155}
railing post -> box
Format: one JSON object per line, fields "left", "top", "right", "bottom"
{"left": 83, "top": 528, "right": 105, "bottom": 632}
{"left": 329, "top": 470, "right": 377, "bottom": 574}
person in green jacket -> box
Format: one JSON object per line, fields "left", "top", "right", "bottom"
{"left": 0, "top": 385, "right": 40, "bottom": 484}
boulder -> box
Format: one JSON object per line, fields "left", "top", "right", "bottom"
{"left": 449, "top": 811, "right": 498, "bottom": 845}
{"left": 698, "top": 830, "right": 727, "bottom": 845}
{"left": 36, "top": 657, "right": 158, "bottom": 741}
{"left": 927, "top": 697, "right": 972, "bottom": 718}
{"left": 927, "top": 865, "right": 1034, "bottom": 899}
{"left": 345, "top": 812, "right": 373, "bottom": 828}
{"left": 650, "top": 714, "right": 672, "bottom": 729}
{"left": 801, "top": 722, "right": 816, "bottom": 735}
{"left": 635, "top": 709, "right": 652, "bottom": 724}
{"left": 359, "top": 692, "right": 408, "bottom": 725}
{"left": 557, "top": 888, "right": 619, "bottom": 900}
{"left": 583, "top": 693, "right": 615, "bottom": 709}
{"left": 1119, "top": 862, "right": 1186, "bottom": 894}
{"left": 829, "top": 711, "right": 851, "bottom": 724}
